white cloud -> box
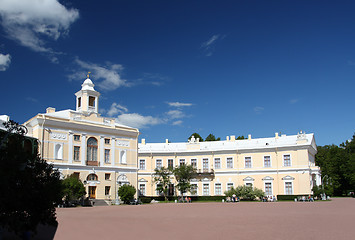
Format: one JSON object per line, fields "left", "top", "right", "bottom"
{"left": 107, "top": 102, "right": 128, "bottom": 117}
{"left": 0, "top": 0, "right": 79, "bottom": 53}
{"left": 0, "top": 53, "right": 11, "bottom": 71}
{"left": 166, "top": 110, "right": 184, "bottom": 119}
{"left": 200, "top": 34, "right": 225, "bottom": 56}
{"left": 167, "top": 102, "right": 193, "bottom": 108}
{"left": 254, "top": 106, "right": 264, "bottom": 114}
{"left": 116, "top": 113, "right": 163, "bottom": 129}
{"left": 172, "top": 120, "right": 183, "bottom": 126}
{"left": 70, "top": 58, "right": 128, "bottom": 90}
{"left": 290, "top": 99, "right": 299, "bottom": 104}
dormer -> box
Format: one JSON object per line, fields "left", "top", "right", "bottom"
{"left": 75, "top": 76, "right": 100, "bottom": 115}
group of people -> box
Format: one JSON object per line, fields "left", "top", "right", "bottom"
{"left": 178, "top": 196, "right": 192, "bottom": 203}
{"left": 226, "top": 194, "right": 240, "bottom": 202}
{"left": 262, "top": 195, "right": 277, "bottom": 202}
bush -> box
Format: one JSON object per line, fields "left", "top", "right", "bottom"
{"left": 62, "top": 174, "right": 86, "bottom": 202}
{"left": 118, "top": 185, "right": 136, "bottom": 204}
{"left": 224, "top": 185, "right": 265, "bottom": 201}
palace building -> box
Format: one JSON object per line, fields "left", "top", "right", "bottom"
{"left": 137, "top": 133, "right": 321, "bottom": 198}
{"left": 24, "top": 77, "right": 139, "bottom": 203}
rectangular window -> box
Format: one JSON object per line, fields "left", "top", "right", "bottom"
{"left": 105, "top": 173, "right": 111, "bottom": 180}
{"left": 105, "top": 186, "right": 110, "bottom": 196}
{"left": 74, "top": 146, "right": 80, "bottom": 161}
{"left": 227, "top": 157, "right": 233, "bottom": 168}
{"left": 139, "top": 184, "right": 146, "bottom": 196}
{"left": 191, "top": 159, "right": 197, "bottom": 168}
{"left": 104, "top": 138, "right": 110, "bottom": 144}
{"left": 215, "top": 183, "right": 222, "bottom": 195}
{"left": 245, "top": 157, "right": 252, "bottom": 168}
{"left": 265, "top": 182, "right": 272, "bottom": 195}
{"left": 246, "top": 183, "right": 253, "bottom": 188}
{"left": 104, "top": 149, "right": 110, "bottom": 163}
{"left": 203, "top": 184, "right": 209, "bottom": 196}
{"left": 156, "top": 184, "right": 162, "bottom": 196}
{"left": 73, "top": 172, "right": 80, "bottom": 179}
{"left": 89, "top": 96, "right": 95, "bottom": 107}
{"left": 78, "top": 97, "right": 81, "bottom": 108}
{"left": 74, "top": 135, "right": 80, "bottom": 141}
{"left": 264, "top": 156, "right": 271, "bottom": 167}
{"left": 203, "top": 158, "right": 209, "bottom": 171}
{"left": 214, "top": 158, "right": 221, "bottom": 169}
{"left": 285, "top": 182, "right": 293, "bottom": 195}
{"left": 179, "top": 159, "right": 185, "bottom": 166}
{"left": 156, "top": 159, "right": 162, "bottom": 169}
{"left": 139, "top": 159, "right": 146, "bottom": 170}
{"left": 227, "top": 183, "right": 234, "bottom": 191}
{"left": 284, "top": 155, "right": 291, "bottom": 167}
{"left": 190, "top": 184, "right": 198, "bottom": 195}
{"left": 168, "top": 159, "right": 174, "bottom": 169}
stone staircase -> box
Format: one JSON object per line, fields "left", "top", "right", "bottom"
{"left": 91, "top": 199, "right": 110, "bottom": 206}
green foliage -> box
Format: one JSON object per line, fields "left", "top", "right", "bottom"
{"left": 236, "top": 136, "right": 246, "bottom": 140}
{"left": 224, "top": 185, "right": 265, "bottom": 201}
{"left": 153, "top": 167, "right": 172, "bottom": 201}
{"left": 173, "top": 164, "right": 196, "bottom": 196}
{"left": 62, "top": 174, "right": 86, "bottom": 201}
{"left": 118, "top": 184, "right": 136, "bottom": 204}
{"left": 189, "top": 133, "right": 203, "bottom": 142}
{"left": 315, "top": 133, "right": 355, "bottom": 196}
{"left": 312, "top": 185, "right": 333, "bottom": 198}
{"left": 205, "top": 134, "right": 221, "bottom": 141}
{"left": 0, "top": 121, "right": 63, "bottom": 235}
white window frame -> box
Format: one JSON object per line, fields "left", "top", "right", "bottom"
{"left": 104, "top": 149, "right": 110, "bottom": 163}
{"left": 244, "top": 156, "right": 252, "bottom": 168}
{"left": 190, "top": 183, "right": 198, "bottom": 196}
{"left": 202, "top": 158, "right": 209, "bottom": 171}
{"left": 226, "top": 157, "right": 233, "bottom": 169}
{"left": 214, "top": 183, "right": 222, "bottom": 195}
{"left": 190, "top": 158, "right": 197, "bottom": 168}
{"left": 283, "top": 154, "right": 292, "bottom": 167}
{"left": 139, "top": 184, "right": 146, "bottom": 196}
{"left": 214, "top": 158, "right": 221, "bottom": 169}
{"left": 179, "top": 159, "right": 185, "bottom": 166}
{"left": 264, "top": 155, "right": 271, "bottom": 168}
{"left": 226, "top": 182, "right": 234, "bottom": 191}
{"left": 54, "top": 143, "right": 63, "bottom": 160}
{"left": 284, "top": 182, "right": 293, "bottom": 195}
{"left": 264, "top": 182, "right": 273, "bottom": 196}
{"left": 167, "top": 159, "right": 174, "bottom": 168}
{"left": 155, "top": 159, "right": 162, "bottom": 169}
{"left": 203, "top": 183, "right": 210, "bottom": 196}
{"left": 139, "top": 159, "right": 146, "bottom": 170}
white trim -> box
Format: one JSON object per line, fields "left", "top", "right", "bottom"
{"left": 244, "top": 156, "right": 252, "bottom": 168}
{"left": 214, "top": 182, "right": 222, "bottom": 195}
{"left": 190, "top": 158, "right": 198, "bottom": 168}
{"left": 263, "top": 155, "right": 272, "bottom": 168}
{"left": 202, "top": 158, "right": 209, "bottom": 171}
{"left": 202, "top": 183, "right": 210, "bottom": 196}
{"left": 226, "top": 156, "right": 234, "bottom": 169}
{"left": 284, "top": 181, "right": 293, "bottom": 195}
{"left": 155, "top": 159, "right": 162, "bottom": 169}
{"left": 283, "top": 153, "right": 292, "bottom": 167}
{"left": 214, "top": 157, "right": 221, "bottom": 169}
{"left": 226, "top": 182, "right": 234, "bottom": 191}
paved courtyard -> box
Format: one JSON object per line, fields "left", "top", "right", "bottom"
{"left": 55, "top": 198, "right": 354, "bottom": 240}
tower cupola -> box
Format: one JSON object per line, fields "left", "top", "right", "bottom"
{"left": 75, "top": 74, "right": 101, "bottom": 115}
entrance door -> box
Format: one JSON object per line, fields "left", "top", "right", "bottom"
{"left": 168, "top": 184, "right": 174, "bottom": 196}
{"left": 89, "top": 186, "right": 96, "bottom": 199}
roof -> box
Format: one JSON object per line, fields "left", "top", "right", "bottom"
{"left": 139, "top": 133, "right": 316, "bottom": 153}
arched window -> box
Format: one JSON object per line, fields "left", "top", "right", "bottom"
{"left": 87, "top": 137, "right": 98, "bottom": 162}
{"left": 55, "top": 144, "right": 63, "bottom": 160}
{"left": 87, "top": 174, "right": 98, "bottom": 181}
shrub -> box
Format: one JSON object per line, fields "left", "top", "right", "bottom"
{"left": 118, "top": 185, "right": 136, "bottom": 204}
{"left": 224, "top": 185, "right": 265, "bottom": 201}
{"left": 62, "top": 174, "right": 86, "bottom": 202}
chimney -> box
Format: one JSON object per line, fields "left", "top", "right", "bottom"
{"left": 226, "top": 136, "right": 230, "bottom": 141}
{"left": 165, "top": 139, "right": 169, "bottom": 144}
{"left": 275, "top": 132, "right": 279, "bottom": 139}
{"left": 46, "top": 107, "right": 56, "bottom": 113}
{"left": 230, "top": 135, "right": 236, "bottom": 141}
{"left": 248, "top": 134, "right": 252, "bottom": 140}
{"left": 141, "top": 139, "right": 146, "bottom": 145}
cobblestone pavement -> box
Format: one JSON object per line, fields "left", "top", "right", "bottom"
{"left": 55, "top": 198, "right": 354, "bottom": 240}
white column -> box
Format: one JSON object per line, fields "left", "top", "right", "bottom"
{"left": 81, "top": 133, "right": 86, "bottom": 165}
{"left": 100, "top": 136, "right": 105, "bottom": 166}
{"left": 68, "top": 131, "right": 73, "bottom": 164}
{"left": 111, "top": 137, "right": 115, "bottom": 166}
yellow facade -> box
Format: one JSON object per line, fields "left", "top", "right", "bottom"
{"left": 138, "top": 133, "right": 320, "bottom": 198}
{"left": 24, "top": 78, "right": 139, "bottom": 203}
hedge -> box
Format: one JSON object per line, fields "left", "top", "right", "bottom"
{"left": 277, "top": 195, "right": 313, "bottom": 201}
{"left": 139, "top": 195, "right": 225, "bottom": 203}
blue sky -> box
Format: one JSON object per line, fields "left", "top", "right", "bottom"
{"left": 0, "top": 0, "right": 354, "bottom": 146}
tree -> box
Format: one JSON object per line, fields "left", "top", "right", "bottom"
{"left": 62, "top": 174, "right": 86, "bottom": 202}
{"left": 172, "top": 164, "right": 196, "bottom": 200}
{"left": 153, "top": 167, "right": 172, "bottom": 201}
{"left": 0, "top": 120, "right": 63, "bottom": 236}
{"left": 118, "top": 184, "right": 136, "bottom": 204}
{"left": 205, "top": 134, "right": 221, "bottom": 141}
{"left": 188, "top": 133, "right": 203, "bottom": 142}
{"left": 224, "top": 185, "right": 264, "bottom": 201}
{"left": 236, "top": 136, "right": 246, "bottom": 140}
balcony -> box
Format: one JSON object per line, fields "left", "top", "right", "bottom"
{"left": 86, "top": 161, "right": 99, "bottom": 166}
{"left": 194, "top": 168, "right": 215, "bottom": 178}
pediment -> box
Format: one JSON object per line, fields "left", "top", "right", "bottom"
{"left": 282, "top": 175, "right": 295, "bottom": 180}
{"left": 243, "top": 176, "right": 255, "bottom": 181}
